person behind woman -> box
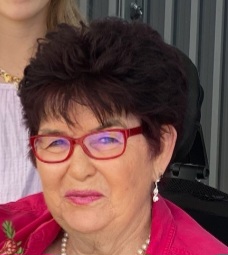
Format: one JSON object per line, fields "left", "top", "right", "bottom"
{"left": 1, "top": 18, "right": 228, "bottom": 255}
{"left": 0, "top": 0, "right": 84, "bottom": 203}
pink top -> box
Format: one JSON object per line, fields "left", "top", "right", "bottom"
{"left": 0, "top": 193, "right": 227, "bottom": 255}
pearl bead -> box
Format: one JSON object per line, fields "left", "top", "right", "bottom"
{"left": 137, "top": 248, "right": 144, "bottom": 254}
{"left": 142, "top": 244, "right": 147, "bottom": 250}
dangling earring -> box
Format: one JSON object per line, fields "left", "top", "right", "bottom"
{"left": 153, "top": 179, "right": 160, "bottom": 202}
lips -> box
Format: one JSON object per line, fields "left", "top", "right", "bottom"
{"left": 65, "top": 190, "right": 104, "bottom": 205}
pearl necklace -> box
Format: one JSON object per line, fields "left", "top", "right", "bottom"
{"left": 61, "top": 232, "right": 150, "bottom": 255}
{"left": 61, "top": 232, "right": 68, "bottom": 255}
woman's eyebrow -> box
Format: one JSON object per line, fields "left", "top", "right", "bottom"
{"left": 38, "top": 129, "right": 68, "bottom": 136}
{"left": 96, "top": 119, "right": 125, "bottom": 130}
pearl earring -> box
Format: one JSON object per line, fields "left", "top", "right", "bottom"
{"left": 153, "top": 179, "right": 160, "bottom": 202}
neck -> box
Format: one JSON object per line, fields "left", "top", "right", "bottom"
{"left": 66, "top": 234, "right": 150, "bottom": 255}
{"left": 65, "top": 232, "right": 150, "bottom": 255}
{"left": 0, "top": 14, "right": 47, "bottom": 78}
{"left": 66, "top": 209, "right": 151, "bottom": 255}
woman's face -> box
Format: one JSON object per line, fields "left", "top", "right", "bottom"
{"left": 36, "top": 104, "right": 175, "bottom": 235}
{"left": 0, "top": 0, "right": 50, "bottom": 21}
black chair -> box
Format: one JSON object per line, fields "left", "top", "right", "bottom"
{"left": 160, "top": 49, "right": 228, "bottom": 246}
{"left": 166, "top": 49, "right": 209, "bottom": 181}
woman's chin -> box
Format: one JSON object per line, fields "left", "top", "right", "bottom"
{"left": 58, "top": 202, "right": 113, "bottom": 234}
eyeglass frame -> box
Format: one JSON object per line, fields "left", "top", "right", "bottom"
{"left": 30, "top": 126, "right": 142, "bottom": 163}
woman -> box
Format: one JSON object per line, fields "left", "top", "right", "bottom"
{"left": 0, "top": 18, "right": 227, "bottom": 255}
{"left": 0, "top": 0, "right": 84, "bottom": 203}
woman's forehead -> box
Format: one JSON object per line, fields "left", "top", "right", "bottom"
{"left": 39, "top": 108, "right": 140, "bottom": 131}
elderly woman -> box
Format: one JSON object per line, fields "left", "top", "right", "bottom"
{"left": 0, "top": 18, "right": 227, "bottom": 255}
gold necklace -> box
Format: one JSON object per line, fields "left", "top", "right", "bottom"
{"left": 0, "top": 68, "right": 21, "bottom": 86}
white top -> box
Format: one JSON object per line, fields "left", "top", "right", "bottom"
{"left": 0, "top": 82, "right": 41, "bottom": 203}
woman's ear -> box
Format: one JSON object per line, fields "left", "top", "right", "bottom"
{"left": 153, "top": 125, "right": 177, "bottom": 177}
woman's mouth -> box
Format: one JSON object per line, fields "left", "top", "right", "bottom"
{"left": 64, "top": 190, "right": 104, "bottom": 205}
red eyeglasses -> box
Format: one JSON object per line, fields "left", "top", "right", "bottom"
{"left": 30, "top": 126, "right": 142, "bottom": 163}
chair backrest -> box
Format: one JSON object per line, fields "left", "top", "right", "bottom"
{"left": 165, "top": 49, "right": 209, "bottom": 181}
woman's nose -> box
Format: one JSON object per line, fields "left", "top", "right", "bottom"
{"left": 66, "top": 144, "right": 96, "bottom": 181}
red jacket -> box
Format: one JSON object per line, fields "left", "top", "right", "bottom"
{"left": 0, "top": 193, "right": 227, "bottom": 255}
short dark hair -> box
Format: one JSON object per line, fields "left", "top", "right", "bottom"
{"left": 19, "top": 17, "right": 187, "bottom": 158}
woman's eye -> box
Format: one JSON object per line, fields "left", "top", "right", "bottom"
{"left": 99, "top": 136, "right": 119, "bottom": 144}
{"left": 47, "top": 138, "right": 68, "bottom": 148}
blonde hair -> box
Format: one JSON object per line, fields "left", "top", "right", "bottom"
{"left": 47, "top": 0, "right": 85, "bottom": 31}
